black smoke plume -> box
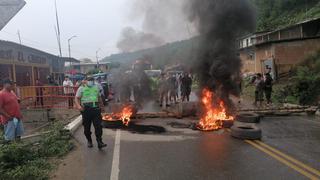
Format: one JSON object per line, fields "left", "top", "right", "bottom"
{"left": 129, "top": 0, "right": 196, "bottom": 42}
{"left": 186, "top": 0, "right": 256, "bottom": 113}
{"left": 117, "top": 0, "right": 197, "bottom": 52}
{"left": 117, "top": 27, "right": 164, "bottom": 52}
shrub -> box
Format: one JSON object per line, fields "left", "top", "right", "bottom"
{"left": 273, "top": 66, "right": 320, "bottom": 105}
{"left": 38, "top": 123, "right": 73, "bottom": 157}
{"left": 0, "top": 122, "right": 73, "bottom": 180}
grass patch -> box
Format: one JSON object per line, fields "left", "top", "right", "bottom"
{"left": 242, "top": 83, "right": 255, "bottom": 101}
{"left": 0, "top": 123, "right": 73, "bottom": 180}
{"left": 0, "top": 125, "right": 3, "bottom": 141}
{"left": 242, "top": 80, "right": 288, "bottom": 106}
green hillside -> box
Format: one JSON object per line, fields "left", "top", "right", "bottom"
{"left": 253, "top": 0, "right": 320, "bottom": 31}
{"left": 101, "top": 0, "right": 320, "bottom": 68}
{"left": 102, "top": 37, "right": 199, "bottom": 69}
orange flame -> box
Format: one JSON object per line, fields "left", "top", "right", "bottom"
{"left": 102, "top": 105, "right": 134, "bottom": 126}
{"left": 198, "top": 88, "right": 234, "bottom": 131}
{"left": 120, "top": 106, "right": 133, "bottom": 126}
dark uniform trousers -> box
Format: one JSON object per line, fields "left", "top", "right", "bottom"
{"left": 81, "top": 106, "right": 103, "bottom": 142}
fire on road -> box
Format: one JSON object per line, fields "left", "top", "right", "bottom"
{"left": 70, "top": 116, "right": 320, "bottom": 180}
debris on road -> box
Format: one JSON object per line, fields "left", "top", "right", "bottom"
{"left": 236, "top": 112, "right": 260, "bottom": 123}
{"left": 231, "top": 124, "right": 262, "bottom": 140}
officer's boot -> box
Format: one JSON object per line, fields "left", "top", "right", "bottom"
{"left": 86, "top": 137, "right": 93, "bottom": 148}
{"left": 97, "top": 139, "right": 107, "bottom": 149}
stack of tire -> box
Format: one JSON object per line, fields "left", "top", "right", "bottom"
{"left": 231, "top": 113, "right": 262, "bottom": 140}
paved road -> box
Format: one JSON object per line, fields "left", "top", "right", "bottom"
{"left": 73, "top": 115, "right": 320, "bottom": 180}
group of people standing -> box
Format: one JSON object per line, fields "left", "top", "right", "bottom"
{"left": 252, "top": 72, "right": 273, "bottom": 106}
{"left": 158, "top": 72, "right": 192, "bottom": 107}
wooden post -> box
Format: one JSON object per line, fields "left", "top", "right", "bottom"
{"left": 12, "top": 63, "right": 16, "bottom": 83}
{"left": 31, "top": 66, "right": 35, "bottom": 86}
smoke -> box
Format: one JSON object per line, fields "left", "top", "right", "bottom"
{"left": 185, "top": 0, "right": 256, "bottom": 113}
{"left": 117, "top": 27, "right": 164, "bottom": 52}
{"left": 111, "top": 64, "right": 152, "bottom": 110}
{"left": 117, "top": 0, "right": 196, "bottom": 52}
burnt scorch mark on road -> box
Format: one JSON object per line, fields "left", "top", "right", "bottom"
{"left": 168, "top": 120, "right": 234, "bottom": 130}
{"left": 102, "top": 121, "right": 166, "bottom": 134}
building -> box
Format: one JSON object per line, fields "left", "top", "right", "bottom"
{"left": 69, "top": 61, "right": 112, "bottom": 74}
{"left": 239, "top": 18, "right": 320, "bottom": 78}
{"left": 0, "top": 40, "right": 76, "bottom": 86}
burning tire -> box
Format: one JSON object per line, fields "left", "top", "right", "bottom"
{"left": 230, "top": 125, "right": 262, "bottom": 140}
{"left": 236, "top": 113, "right": 260, "bottom": 123}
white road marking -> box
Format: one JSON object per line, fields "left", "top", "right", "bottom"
{"left": 110, "top": 129, "right": 121, "bottom": 180}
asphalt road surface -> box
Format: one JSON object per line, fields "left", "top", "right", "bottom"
{"left": 73, "top": 115, "right": 320, "bottom": 180}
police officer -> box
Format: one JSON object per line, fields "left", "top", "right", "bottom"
{"left": 75, "top": 77, "right": 107, "bottom": 149}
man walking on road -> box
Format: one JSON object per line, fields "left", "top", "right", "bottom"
{"left": 168, "top": 74, "right": 178, "bottom": 104}
{"left": 159, "top": 73, "right": 169, "bottom": 107}
{"left": 75, "top": 77, "right": 107, "bottom": 149}
{"left": 264, "top": 73, "right": 273, "bottom": 105}
{"left": 63, "top": 76, "right": 74, "bottom": 108}
{"left": 181, "top": 73, "right": 192, "bottom": 102}
{"left": 0, "top": 79, "right": 24, "bottom": 141}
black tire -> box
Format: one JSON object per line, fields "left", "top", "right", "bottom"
{"left": 222, "top": 120, "right": 234, "bottom": 128}
{"left": 231, "top": 125, "right": 262, "bottom": 140}
{"left": 236, "top": 112, "right": 260, "bottom": 123}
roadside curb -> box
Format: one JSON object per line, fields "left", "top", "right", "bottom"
{"left": 21, "top": 131, "right": 50, "bottom": 143}
{"left": 65, "top": 115, "right": 82, "bottom": 135}
{"left": 12, "top": 116, "right": 82, "bottom": 144}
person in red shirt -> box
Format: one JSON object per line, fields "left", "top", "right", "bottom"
{"left": 0, "top": 79, "right": 24, "bottom": 141}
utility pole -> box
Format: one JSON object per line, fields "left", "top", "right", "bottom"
{"left": 68, "top": 35, "right": 77, "bottom": 59}
{"left": 68, "top": 35, "right": 77, "bottom": 72}
{"left": 96, "top": 48, "right": 101, "bottom": 70}
{"left": 54, "top": 0, "right": 62, "bottom": 57}
{"left": 17, "top": 30, "right": 22, "bottom": 45}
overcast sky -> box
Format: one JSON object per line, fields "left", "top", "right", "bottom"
{"left": 0, "top": 0, "right": 141, "bottom": 60}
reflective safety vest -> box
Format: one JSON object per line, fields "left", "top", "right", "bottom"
{"left": 81, "top": 85, "right": 99, "bottom": 105}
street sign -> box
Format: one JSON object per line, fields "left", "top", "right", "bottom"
{"left": 0, "top": 0, "right": 26, "bottom": 31}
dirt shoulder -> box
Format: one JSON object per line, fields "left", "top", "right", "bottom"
{"left": 51, "top": 140, "right": 85, "bottom": 180}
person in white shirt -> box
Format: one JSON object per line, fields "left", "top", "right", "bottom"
{"left": 63, "top": 76, "right": 74, "bottom": 108}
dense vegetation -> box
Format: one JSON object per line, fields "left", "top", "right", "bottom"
{"left": 0, "top": 123, "right": 73, "bottom": 180}
{"left": 253, "top": 0, "right": 320, "bottom": 31}
{"left": 102, "top": 37, "right": 199, "bottom": 70}
{"left": 274, "top": 50, "right": 320, "bottom": 105}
